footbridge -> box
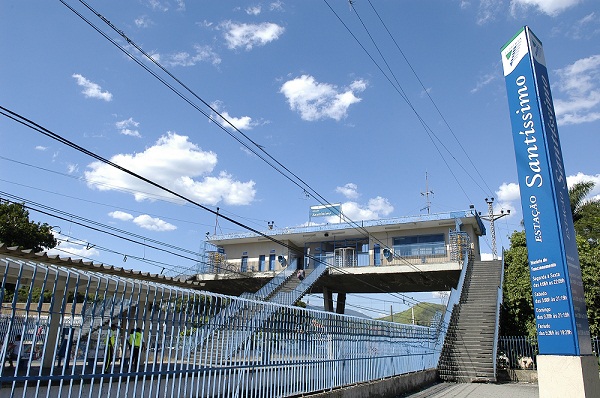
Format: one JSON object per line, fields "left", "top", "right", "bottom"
{"left": 0, "top": 238, "right": 503, "bottom": 397}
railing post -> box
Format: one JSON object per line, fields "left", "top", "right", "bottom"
{"left": 492, "top": 256, "right": 505, "bottom": 379}
{"left": 43, "top": 271, "right": 71, "bottom": 370}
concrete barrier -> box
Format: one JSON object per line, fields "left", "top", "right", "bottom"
{"left": 304, "top": 369, "right": 438, "bottom": 398}
{"left": 497, "top": 369, "right": 538, "bottom": 383}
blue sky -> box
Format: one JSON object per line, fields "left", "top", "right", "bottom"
{"left": 1, "top": 0, "right": 599, "bottom": 317}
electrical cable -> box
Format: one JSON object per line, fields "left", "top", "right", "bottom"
{"left": 363, "top": 0, "right": 495, "bottom": 197}
{"left": 323, "top": 0, "right": 475, "bottom": 203}
{"left": 5, "top": 2, "right": 483, "bottom": 326}
{"left": 55, "top": 0, "right": 475, "bottom": 283}
{"left": 0, "top": 104, "right": 467, "bottom": 321}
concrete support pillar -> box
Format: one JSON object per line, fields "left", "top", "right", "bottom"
{"left": 322, "top": 286, "right": 334, "bottom": 312}
{"left": 141, "top": 286, "right": 156, "bottom": 348}
{"left": 336, "top": 292, "right": 346, "bottom": 314}
{"left": 537, "top": 355, "right": 600, "bottom": 397}
{"left": 42, "top": 278, "right": 67, "bottom": 369}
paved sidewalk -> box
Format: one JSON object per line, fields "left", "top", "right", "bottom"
{"left": 400, "top": 382, "right": 539, "bottom": 397}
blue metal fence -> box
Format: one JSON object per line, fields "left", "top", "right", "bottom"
{"left": 497, "top": 336, "right": 600, "bottom": 370}
{"left": 1, "top": 253, "right": 440, "bottom": 398}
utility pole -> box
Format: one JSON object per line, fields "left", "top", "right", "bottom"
{"left": 421, "top": 172, "right": 434, "bottom": 214}
{"left": 479, "top": 198, "right": 510, "bottom": 260}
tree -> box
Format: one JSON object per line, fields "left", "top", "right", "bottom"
{"left": 570, "top": 181, "right": 595, "bottom": 223}
{"left": 570, "top": 181, "right": 600, "bottom": 245}
{"left": 501, "top": 181, "right": 600, "bottom": 337}
{"left": 501, "top": 231, "right": 536, "bottom": 337}
{"left": 0, "top": 200, "right": 57, "bottom": 252}
{"left": 578, "top": 235, "right": 600, "bottom": 336}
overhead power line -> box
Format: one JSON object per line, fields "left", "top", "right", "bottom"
{"left": 363, "top": 0, "right": 494, "bottom": 197}
{"left": 325, "top": 0, "right": 494, "bottom": 202}
{"left": 56, "top": 0, "right": 449, "bottom": 276}
{"left": 2, "top": 1, "right": 479, "bottom": 324}
{"left": 0, "top": 105, "right": 457, "bottom": 329}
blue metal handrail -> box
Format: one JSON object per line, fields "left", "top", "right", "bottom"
{"left": 252, "top": 258, "right": 297, "bottom": 300}
{"left": 434, "top": 249, "right": 470, "bottom": 365}
{"left": 270, "top": 263, "right": 329, "bottom": 306}
{"left": 1, "top": 252, "right": 439, "bottom": 398}
{"left": 492, "top": 255, "right": 506, "bottom": 378}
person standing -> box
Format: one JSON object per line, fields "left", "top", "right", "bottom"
{"left": 104, "top": 324, "right": 118, "bottom": 373}
{"left": 4, "top": 334, "right": 22, "bottom": 369}
{"left": 128, "top": 327, "right": 144, "bottom": 368}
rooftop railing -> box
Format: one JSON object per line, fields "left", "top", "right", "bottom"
{"left": 209, "top": 209, "right": 482, "bottom": 241}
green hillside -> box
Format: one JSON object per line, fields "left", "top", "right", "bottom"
{"left": 378, "top": 302, "right": 446, "bottom": 326}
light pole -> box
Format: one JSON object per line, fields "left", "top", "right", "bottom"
{"left": 479, "top": 197, "right": 510, "bottom": 260}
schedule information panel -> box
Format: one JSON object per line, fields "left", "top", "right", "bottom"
{"left": 501, "top": 27, "right": 591, "bottom": 356}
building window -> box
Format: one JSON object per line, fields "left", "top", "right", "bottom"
{"left": 393, "top": 234, "right": 446, "bottom": 256}
{"left": 269, "top": 254, "right": 275, "bottom": 271}
{"left": 241, "top": 256, "right": 248, "bottom": 272}
{"left": 259, "top": 255, "right": 265, "bottom": 271}
{"left": 373, "top": 244, "right": 381, "bottom": 266}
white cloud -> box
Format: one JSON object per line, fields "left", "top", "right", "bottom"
{"left": 47, "top": 233, "right": 100, "bottom": 259}
{"left": 116, "top": 117, "right": 142, "bottom": 137}
{"left": 35, "top": 145, "right": 48, "bottom": 151}
{"left": 492, "top": 173, "right": 600, "bottom": 219}
{"left": 108, "top": 210, "right": 134, "bottom": 221}
{"left": 280, "top": 75, "right": 367, "bottom": 121}
{"left": 496, "top": 182, "right": 520, "bottom": 203}
{"left": 578, "top": 12, "right": 597, "bottom": 25}
{"left": 134, "top": 15, "right": 152, "bottom": 28}
{"left": 67, "top": 163, "right": 79, "bottom": 174}
{"left": 270, "top": 1, "right": 284, "bottom": 11}
{"left": 133, "top": 214, "right": 177, "bottom": 231}
{"left": 566, "top": 12, "right": 600, "bottom": 40}
{"left": 326, "top": 196, "right": 393, "bottom": 223}
{"left": 210, "top": 102, "right": 255, "bottom": 130}
{"left": 84, "top": 132, "right": 256, "bottom": 205}
{"left": 162, "top": 45, "right": 222, "bottom": 67}
{"left": 553, "top": 54, "right": 600, "bottom": 125}
{"left": 476, "top": 0, "right": 503, "bottom": 24}
{"left": 221, "top": 21, "right": 285, "bottom": 50}
{"left": 147, "top": 0, "right": 169, "bottom": 12}
{"left": 48, "top": 243, "right": 100, "bottom": 259}
{"left": 510, "top": 0, "right": 582, "bottom": 16}
{"left": 246, "top": 5, "right": 261, "bottom": 15}
{"left": 336, "top": 183, "right": 359, "bottom": 200}
{"left": 491, "top": 182, "right": 519, "bottom": 218}
{"left": 72, "top": 74, "right": 113, "bottom": 101}
{"left": 566, "top": 173, "right": 600, "bottom": 197}
{"left": 219, "top": 112, "right": 254, "bottom": 130}
{"left": 109, "top": 210, "right": 176, "bottom": 231}
{"left": 471, "top": 71, "right": 497, "bottom": 93}
{"left": 198, "top": 20, "right": 213, "bottom": 28}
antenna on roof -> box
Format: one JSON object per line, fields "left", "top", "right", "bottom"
{"left": 420, "top": 171, "right": 434, "bottom": 214}
{"left": 214, "top": 207, "right": 221, "bottom": 235}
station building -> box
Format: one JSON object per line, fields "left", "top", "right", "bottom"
{"left": 196, "top": 208, "right": 486, "bottom": 299}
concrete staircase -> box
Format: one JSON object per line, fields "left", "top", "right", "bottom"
{"left": 268, "top": 265, "right": 328, "bottom": 306}
{"left": 196, "top": 264, "right": 329, "bottom": 362}
{"left": 438, "top": 259, "right": 503, "bottom": 382}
